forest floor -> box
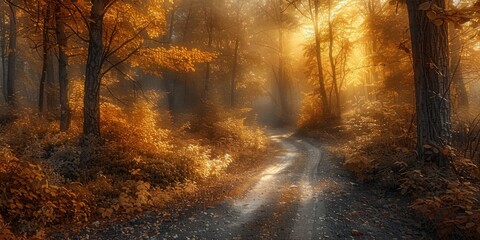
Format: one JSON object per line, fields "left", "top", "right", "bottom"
{"left": 50, "top": 130, "right": 434, "bottom": 240}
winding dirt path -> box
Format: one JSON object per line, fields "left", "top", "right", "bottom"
{"left": 56, "top": 131, "right": 433, "bottom": 240}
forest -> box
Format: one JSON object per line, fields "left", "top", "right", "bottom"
{"left": 0, "top": 0, "right": 479, "bottom": 239}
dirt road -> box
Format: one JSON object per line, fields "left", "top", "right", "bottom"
{"left": 59, "top": 132, "right": 432, "bottom": 239}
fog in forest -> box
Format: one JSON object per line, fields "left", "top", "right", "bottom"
{"left": 2, "top": 1, "right": 480, "bottom": 127}
{"left": 1, "top": 0, "right": 480, "bottom": 239}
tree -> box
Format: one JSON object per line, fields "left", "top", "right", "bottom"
{"left": 0, "top": 7, "right": 7, "bottom": 103}
{"left": 310, "top": 0, "right": 330, "bottom": 117}
{"left": 83, "top": 0, "right": 107, "bottom": 136}
{"left": 406, "top": 0, "right": 451, "bottom": 166}
{"left": 38, "top": 1, "right": 55, "bottom": 113}
{"left": 290, "top": 0, "right": 339, "bottom": 118}
{"left": 229, "top": 0, "right": 242, "bottom": 107}
{"left": 79, "top": 0, "right": 214, "bottom": 137}
{"left": 203, "top": 0, "right": 214, "bottom": 97}
{"left": 5, "top": 4, "right": 16, "bottom": 106}
{"left": 55, "top": 0, "right": 71, "bottom": 131}
{"left": 358, "top": 0, "right": 412, "bottom": 103}
{"left": 450, "top": 27, "right": 469, "bottom": 111}
{"left": 254, "top": 0, "right": 297, "bottom": 124}
{"left": 327, "top": 0, "right": 340, "bottom": 117}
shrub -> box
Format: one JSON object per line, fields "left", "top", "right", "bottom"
{"left": 0, "top": 148, "right": 90, "bottom": 234}
{"left": 411, "top": 180, "right": 480, "bottom": 239}
{"left": 298, "top": 94, "right": 324, "bottom": 130}
{"left": 343, "top": 152, "right": 376, "bottom": 182}
{"left": 0, "top": 94, "right": 270, "bottom": 237}
{"left": 213, "top": 117, "right": 268, "bottom": 156}
{"left": 336, "top": 99, "right": 480, "bottom": 239}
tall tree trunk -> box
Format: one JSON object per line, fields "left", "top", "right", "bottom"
{"left": 313, "top": 1, "right": 330, "bottom": 116}
{"left": 165, "top": 7, "right": 176, "bottom": 112}
{"left": 450, "top": 28, "right": 468, "bottom": 110}
{"left": 407, "top": 0, "right": 451, "bottom": 166}
{"left": 178, "top": 1, "right": 193, "bottom": 111}
{"left": 56, "top": 0, "right": 71, "bottom": 131}
{"left": 277, "top": 26, "right": 292, "bottom": 124}
{"left": 230, "top": 0, "right": 241, "bottom": 108}
{"left": 204, "top": 0, "right": 213, "bottom": 97}
{"left": 328, "top": 0, "right": 340, "bottom": 117}
{"left": 1, "top": 11, "right": 7, "bottom": 102}
{"left": 46, "top": 52, "right": 57, "bottom": 112}
{"left": 84, "top": 0, "right": 106, "bottom": 136}
{"left": 39, "top": 2, "right": 57, "bottom": 113}
{"left": 230, "top": 36, "right": 239, "bottom": 107}
{"left": 6, "top": 5, "right": 16, "bottom": 106}
{"left": 39, "top": 5, "right": 50, "bottom": 113}
{"left": 39, "top": 41, "right": 47, "bottom": 112}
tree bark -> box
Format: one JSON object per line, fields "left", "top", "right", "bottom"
{"left": 450, "top": 28, "right": 468, "bottom": 110}
{"left": 39, "top": 34, "right": 47, "bottom": 112}
{"left": 230, "top": 36, "right": 239, "bottom": 107}
{"left": 165, "top": 7, "right": 176, "bottom": 113}
{"left": 230, "top": 0, "right": 241, "bottom": 108}
{"left": 37, "top": 2, "right": 58, "bottom": 113}
{"left": 204, "top": 0, "right": 213, "bottom": 97}
{"left": 312, "top": 0, "right": 330, "bottom": 116}
{"left": 39, "top": 4, "right": 51, "bottom": 113}
{"left": 6, "top": 5, "right": 16, "bottom": 106}
{"left": 84, "top": 0, "right": 106, "bottom": 136}
{"left": 1, "top": 11, "right": 7, "bottom": 102}
{"left": 56, "top": 0, "right": 71, "bottom": 131}
{"left": 46, "top": 51, "right": 57, "bottom": 112}
{"left": 406, "top": 0, "right": 451, "bottom": 166}
{"left": 328, "top": 0, "right": 340, "bottom": 117}
{"left": 277, "top": 25, "right": 292, "bottom": 124}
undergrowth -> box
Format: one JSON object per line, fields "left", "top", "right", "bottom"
{"left": 321, "top": 100, "right": 480, "bottom": 239}
{"left": 0, "top": 98, "right": 268, "bottom": 238}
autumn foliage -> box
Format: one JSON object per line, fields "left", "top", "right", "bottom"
{"left": 330, "top": 100, "right": 480, "bottom": 239}
{"left": 0, "top": 98, "right": 268, "bottom": 237}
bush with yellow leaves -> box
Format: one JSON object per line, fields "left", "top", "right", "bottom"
{"left": 297, "top": 94, "right": 324, "bottom": 130}
{"left": 0, "top": 90, "right": 269, "bottom": 237}
{"left": 213, "top": 117, "right": 268, "bottom": 154}
{"left": 190, "top": 99, "right": 269, "bottom": 166}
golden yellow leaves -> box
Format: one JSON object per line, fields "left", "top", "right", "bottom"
{"left": 97, "top": 180, "right": 167, "bottom": 218}
{"left": 135, "top": 46, "right": 217, "bottom": 75}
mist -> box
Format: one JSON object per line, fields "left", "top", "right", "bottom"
{"left": 1, "top": 0, "right": 480, "bottom": 239}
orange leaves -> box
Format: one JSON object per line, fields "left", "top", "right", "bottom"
{"left": 0, "top": 147, "right": 90, "bottom": 236}
{"left": 96, "top": 180, "right": 156, "bottom": 218}
{"left": 0, "top": 215, "right": 15, "bottom": 239}
{"left": 343, "top": 152, "right": 376, "bottom": 182}
{"left": 453, "top": 158, "right": 480, "bottom": 180}
{"left": 411, "top": 180, "right": 480, "bottom": 238}
{"left": 0, "top": 85, "right": 269, "bottom": 237}
{"left": 135, "top": 46, "right": 217, "bottom": 75}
